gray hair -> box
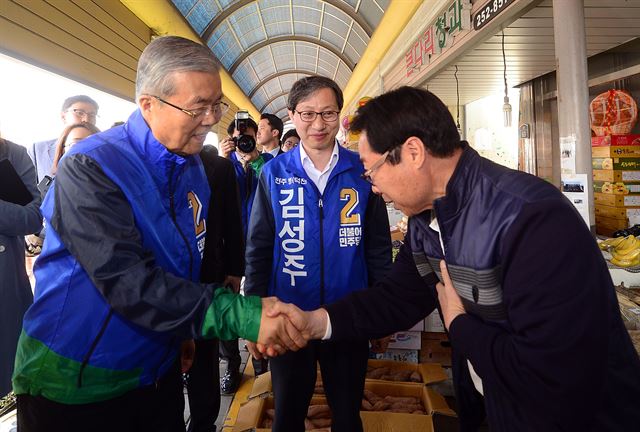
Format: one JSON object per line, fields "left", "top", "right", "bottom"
{"left": 135, "top": 36, "right": 219, "bottom": 99}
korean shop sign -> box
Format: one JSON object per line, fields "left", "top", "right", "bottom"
{"left": 405, "top": 0, "right": 471, "bottom": 78}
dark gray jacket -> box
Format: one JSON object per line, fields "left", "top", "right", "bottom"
{"left": 0, "top": 139, "right": 41, "bottom": 395}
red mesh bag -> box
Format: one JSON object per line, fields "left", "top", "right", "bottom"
{"left": 590, "top": 89, "right": 638, "bottom": 136}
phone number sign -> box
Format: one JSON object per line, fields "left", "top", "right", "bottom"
{"left": 473, "top": 0, "right": 513, "bottom": 30}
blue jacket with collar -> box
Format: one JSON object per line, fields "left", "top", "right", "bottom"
{"left": 325, "top": 144, "right": 640, "bottom": 431}
{"left": 244, "top": 144, "right": 391, "bottom": 310}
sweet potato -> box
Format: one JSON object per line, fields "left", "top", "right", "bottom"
{"left": 363, "top": 389, "right": 382, "bottom": 404}
{"left": 310, "top": 418, "right": 332, "bottom": 428}
{"left": 366, "top": 366, "right": 389, "bottom": 379}
{"left": 371, "top": 400, "right": 391, "bottom": 411}
{"left": 390, "top": 402, "right": 422, "bottom": 411}
{"left": 391, "top": 370, "right": 413, "bottom": 382}
{"left": 383, "top": 395, "right": 419, "bottom": 404}
{"left": 307, "top": 404, "right": 331, "bottom": 419}
{"left": 361, "top": 398, "right": 373, "bottom": 411}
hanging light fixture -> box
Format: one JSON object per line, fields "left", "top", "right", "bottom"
{"left": 454, "top": 65, "right": 462, "bottom": 136}
{"left": 501, "top": 30, "right": 512, "bottom": 128}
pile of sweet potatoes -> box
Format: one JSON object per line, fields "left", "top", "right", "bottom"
{"left": 366, "top": 366, "right": 422, "bottom": 383}
{"left": 261, "top": 405, "right": 332, "bottom": 431}
{"left": 360, "top": 389, "right": 426, "bottom": 415}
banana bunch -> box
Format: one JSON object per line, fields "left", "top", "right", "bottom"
{"left": 609, "top": 235, "right": 640, "bottom": 267}
{"left": 598, "top": 236, "right": 626, "bottom": 250}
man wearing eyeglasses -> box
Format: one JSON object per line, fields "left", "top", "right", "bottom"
{"left": 267, "top": 86, "right": 640, "bottom": 432}
{"left": 27, "top": 95, "right": 99, "bottom": 183}
{"left": 243, "top": 76, "right": 392, "bottom": 432}
{"left": 12, "top": 36, "right": 305, "bottom": 432}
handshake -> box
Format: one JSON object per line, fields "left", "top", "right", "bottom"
{"left": 251, "top": 297, "right": 329, "bottom": 359}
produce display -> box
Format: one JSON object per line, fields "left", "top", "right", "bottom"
{"left": 360, "top": 389, "right": 426, "bottom": 415}
{"left": 366, "top": 365, "right": 422, "bottom": 382}
{"left": 598, "top": 235, "right": 640, "bottom": 267}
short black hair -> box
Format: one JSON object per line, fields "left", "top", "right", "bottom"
{"left": 226, "top": 116, "right": 258, "bottom": 135}
{"left": 260, "top": 113, "right": 284, "bottom": 139}
{"left": 281, "top": 129, "right": 300, "bottom": 145}
{"left": 61, "top": 95, "right": 99, "bottom": 112}
{"left": 287, "top": 76, "right": 343, "bottom": 112}
{"left": 351, "top": 86, "right": 462, "bottom": 162}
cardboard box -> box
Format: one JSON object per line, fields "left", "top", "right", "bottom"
{"left": 593, "top": 169, "right": 640, "bottom": 182}
{"left": 374, "top": 349, "right": 419, "bottom": 363}
{"left": 593, "top": 181, "right": 640, "bottom": 194}
{"left": 233, "top": 365, "right": 456, "bottom": 432}
{"left": 592, "top": 157, "right": 640, "bottom": 170}
{"left": 592, "top": 146, "right": 640, "bottom": 158}
{"left": 594, "top": 192, "right": 640, "bottom": 207}
{"left": 366, "top": 359, "right": 448, "bottom": 385}
{"left": 424, "top": 310, "right": 445, "bottom": 333}
{"left": 420, "top": 332, "right": 452, "bottom": 366}
{"left": 592, "top": 134, "right": 640, "bottom": 147}
{"left": 234, "top": 395, "right": 328, "bottom": 431}
{"left": 388, "top": 331, "right": 421, "bottom": 350}
{"left": 360, "top": 381, "right": 456, "bottom": 432}
{"left": 390, "top": 229, "right": 405, "bottom": 242}
{"left": 236, "top": 380, "right": 456, "bottom": 432}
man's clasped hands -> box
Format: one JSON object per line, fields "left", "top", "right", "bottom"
{"left": 251, "top": 260, "right": 465, "bottom": 360}
{"left": 250, "top": 297, "right": 327, "bottom": 359}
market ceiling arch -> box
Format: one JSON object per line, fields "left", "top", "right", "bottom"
{"left": 171, "top": 0, "right": 388, "bottom": 120}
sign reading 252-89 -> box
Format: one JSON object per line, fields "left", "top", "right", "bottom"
{"left": 473, "top": 0, "right": 513, "bottom": 30}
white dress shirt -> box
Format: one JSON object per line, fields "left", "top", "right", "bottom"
{"left": 299, "top": 140, "right": 340, "bottom": 194}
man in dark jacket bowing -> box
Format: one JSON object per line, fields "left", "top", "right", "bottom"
{"left": 268, "top": 86, "right": 640, "bottom": 432}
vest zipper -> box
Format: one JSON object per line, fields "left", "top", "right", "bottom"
{"left": 77, "top": 309, "right": 113, "bottom": 388}
{"left": 318, "top": 198, "right": 325, "bottom": 305}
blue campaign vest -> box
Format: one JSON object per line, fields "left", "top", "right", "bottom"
{"left": 23, "top": 109, "right": 209, "bottom": 390}
{"left": 261, "top": 145, "right": 373, "bottom": 310}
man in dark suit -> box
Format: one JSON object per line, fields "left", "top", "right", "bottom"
{"left": 185, "top": 144, "right": 245, "bottom": 432}
{"left": 28, "top": 95, "right": 99, "bottom": 182}
{"left": 257, "top": 113, "right": 283, "bottom": 158}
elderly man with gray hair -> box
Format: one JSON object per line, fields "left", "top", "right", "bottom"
{"left": 12, "top": 36, "right": 305, "bottom": 432}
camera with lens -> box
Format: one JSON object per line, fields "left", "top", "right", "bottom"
{"left": 232, "top": 110, "right": 256, "bottom": 153}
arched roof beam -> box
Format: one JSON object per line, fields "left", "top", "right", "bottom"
{"left": 201, "top": 0, "right": 372, "bottom": 44}
{"left": 202, "top": 0, "right": 253, "bottom": 42}
{"left": 229, "top": 35, "right": 355, "bottom": 74}
{"left": 248, "top": 70, "right": 312, "bottom": 99}
{"left": 259, "top": 91, "right": 291, "bottom": 113}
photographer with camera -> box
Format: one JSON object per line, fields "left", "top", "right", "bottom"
{"left": 218, "top": 111, "right": 273, "bottom": 394}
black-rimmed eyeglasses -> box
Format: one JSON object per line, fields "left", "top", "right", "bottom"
{"left": 360, "top": 150, "right": 390, "bottom": 184}
{"left": 293, "top": 110, "right": 340, "bottom": 122}
{"left": 150, "top": 95, "right": 229, "bottom": 120}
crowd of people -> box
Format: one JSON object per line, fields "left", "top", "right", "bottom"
{"left": 1, "top": 34, "right": 639, "bottom": 432}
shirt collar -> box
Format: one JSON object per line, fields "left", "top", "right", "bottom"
{"left": 299, "top": 140, "right": 340, "bottom": 174}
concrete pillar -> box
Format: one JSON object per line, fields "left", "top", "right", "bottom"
{"left": 552, "top": 0, "right": 594, "bottom": 228}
